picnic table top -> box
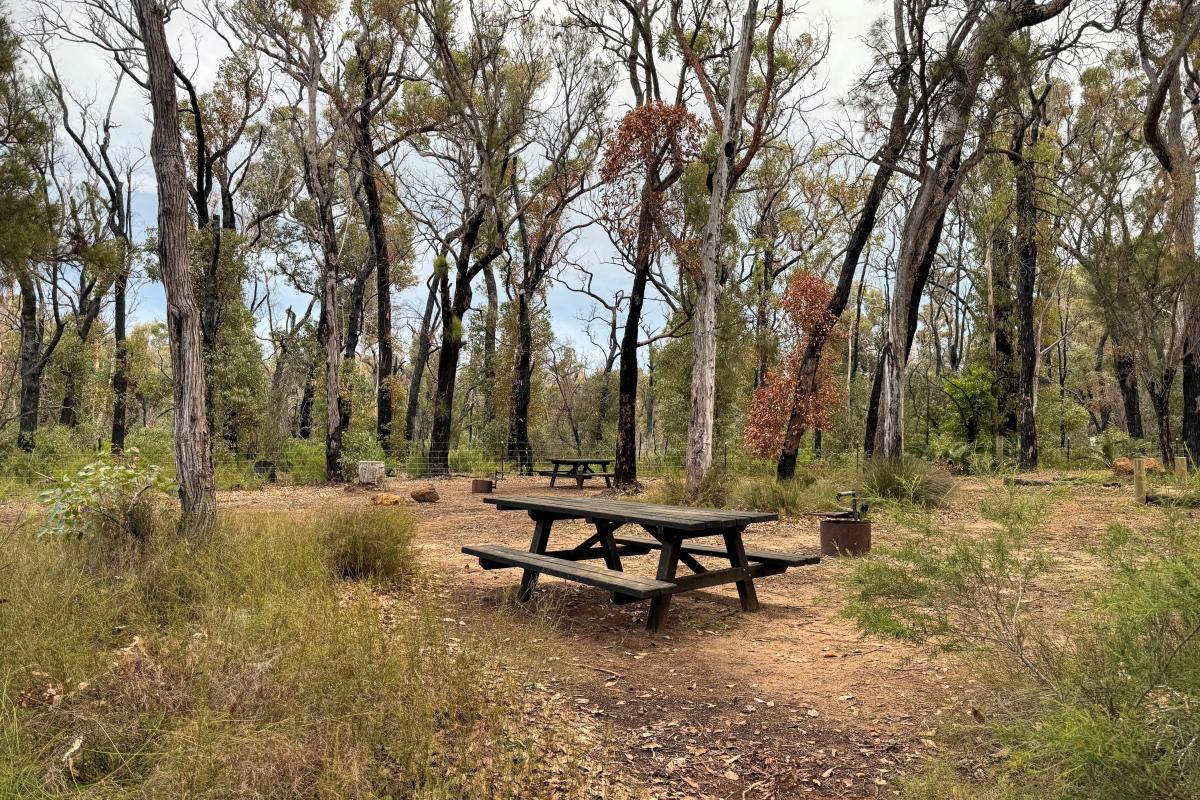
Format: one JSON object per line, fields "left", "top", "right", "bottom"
{"left": 483, "top": 495, "right": 777, "bottom": 531}
{"left": 547, "top": 456, "right": 612, "bottom": 465}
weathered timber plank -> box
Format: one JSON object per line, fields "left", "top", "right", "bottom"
{"left": 462, "top": 544, "right": 675, "bottom": 599}
{"left": 612, "top": 535, "right": 820, "bottom": 567}
{"left": 483, "top": 496, "right": 776, "bottom": 530}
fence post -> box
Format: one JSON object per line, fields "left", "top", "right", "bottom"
{"left": 1133, "top": 457, "right": 1146, "bottom": 504}
{"left": 1175, "top": 456, "right": 1188, "bottom": 478}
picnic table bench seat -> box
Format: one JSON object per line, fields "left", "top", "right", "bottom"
{"left": 463, "top": 544, "right": 675, "bottom": 600}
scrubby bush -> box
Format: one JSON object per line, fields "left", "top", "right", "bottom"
{"left": 861, "top": 455, "right": 954, "bottom": 508}
{"left": 37, "top": 449, "right": 173, "bottom": 556}
{"left": 846, "top": 494, "right": 1200, "bottom": 800}
{"left": 1, "top": 507, "right": 592, "bottom": 797}
{"left": 640, "top": 470, "right": 729, "bottom": 508}
{"left": 321, "top": 507, "right": 417, "bottom": 582}
{"left": 727, "top": 474, "right": 835, "bottom": 517}
{"left": 449, "top": 446, "right": 492, "bottom": 476}
{"left": 337, "top": 428, "right": 387, "bottom": 481}
{"left": 278, "top": 437, "right": 325, "bottom": 484}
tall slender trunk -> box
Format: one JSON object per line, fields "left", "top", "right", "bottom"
{"left": 615, "top": 180, "right": 655, "bottom": 488}
{"left": 482, "top": 264, "right": 498, "bottom": 426}
{"left": 16, "top": 272, "right": 57, "bottom": 451}
{"left": 352, "top": 53, "right": 396, "bottom": 455}
{"left": 429, "top": 214, "right": 487, "bottom": 475}
{"left": 685, "top": 0, "right": 757, "bottom": 492}
{"left": 111, "top": 265, "right": 129, "bottom": 451}
{"left": 135, "top": 0, "right": 216, "bottom": 536}
{"left": 296, "top": 12, "right": 348, "bottom": 481}
{"left": 1012, "top": 143, "right": 1039, "bottom": 469}
{"left": 864, "top": 212, "right": 945, "bottom": 460}
{"left": 405, "top": 277, "right": 438, "bottom": 443}
{"left": 776, "top": 4, "right": 912, "bottom": 478}
{"left": 506, "top": 284, "right": 534, "bottom": 472}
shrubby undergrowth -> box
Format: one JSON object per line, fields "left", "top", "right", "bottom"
{"left": 845, "top": 490, "right": 1200, "bottom": 799}
{"left": 0, "top": 504, "right": 591, "bottom": 797}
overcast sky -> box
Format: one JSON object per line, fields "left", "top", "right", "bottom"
{"left": 12, "top": 0, "right": 882, "bottom": 364}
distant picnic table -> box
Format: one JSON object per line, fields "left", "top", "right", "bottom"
{"left": 464, "top": 495, "right": 820, "bottom": 632}
{"left": 537, "top": 457, "right": 613, "bottom": 488}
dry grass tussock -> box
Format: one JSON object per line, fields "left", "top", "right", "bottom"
{"left": 0, "top": 506, "right": 606, "bottom": 798}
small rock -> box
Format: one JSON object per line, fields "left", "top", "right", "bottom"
{"left": 1113, "top": 456, "right": 1163, "bottom": 475}
{"left": 411, "top": 484, "right": 440, "bottom": 503}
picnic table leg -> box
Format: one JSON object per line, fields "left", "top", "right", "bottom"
{"left": 722, "top": 529, "right": 760, "bottom": 612}
{"left": 597, "top": 521, "right": 623, "bottom": 572}
{"left": 549, "top": 464, "right": 558, "bottom": 488}
{"left": 518, "top": 515, "right": 554, "bottom": 602}
{"left": 646, "top": 534, "right": 681, "bottom": 633}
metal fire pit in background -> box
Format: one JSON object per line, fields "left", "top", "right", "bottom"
{"left": 815, "top": 491, "right": 872, "bottom": 557}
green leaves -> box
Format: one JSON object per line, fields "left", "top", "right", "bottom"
{"left": 37, "top": 448, "right": 171, "bottom": 541}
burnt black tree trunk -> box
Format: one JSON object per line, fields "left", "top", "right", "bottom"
{"left": 17, "top": 270, "right": 66, "bottom": 451}
{"left": 1112, "top": 342, "right": 1143, "bottom": 438}
{"left": 57, "top": 286, "right": 104, "bottom": 427}
{"left": 428, "top": 211, "right": 492, "bottom": 476}
{"left": 405, "top": 276, "right": 439, "bottom": 444}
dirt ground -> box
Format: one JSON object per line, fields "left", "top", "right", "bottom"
{"left": 216, "top": 471, "right": 1185, "bottom": 799}
{"left": 5, "top": 471, "right": 1184, "bottom": 799}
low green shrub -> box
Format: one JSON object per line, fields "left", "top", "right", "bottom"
{"left": 449, "top": 446, "right": 492, "bottom": 476}
{"left": 861, "top": 455, "right": 955, "bottom": 508}
{"left": 640, "top": 470, "right": 729, "bottom": 508}
{"left": 845, "top": 493, "right": 1200, "bottom": 800}
{"left": 37, "top": 449, "right": 174, "bottom": 557}
{"left": 282, "top": 437, "right": 326, "bottom": 484}
{"left": 321, "top": 507, "right": 417, "bottom": 582}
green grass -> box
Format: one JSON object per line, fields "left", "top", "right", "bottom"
{"left": 636, "top": 472, "right": 841, "bottom": 518}
{"left": 0, "top": 507, "right": 593, "bottom": 797}
{"left": 861, "top": 455, "right": 955, "bottom": 509}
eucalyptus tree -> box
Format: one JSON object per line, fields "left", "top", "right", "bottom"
{"left": 1064, "top": 56, "right": 1184, "bottom": 462}
{"left": 871, "top": 0, "right": 1074, "bottom": 460}
{"left": 133, "top": 0, "right": 217, "bottom": 536}
{"left": 505, "top": 23, "right": 611, "bottom": 471}
{"left": 777, "top": 0, "right": 922, "bottom": 477}
{"left": 227, "top": 0, "right": 355, "bottom": 477}
{"left": 672, "top": 0, "right": 826, "bottom": 491}
{"left": 39, "top": 58, "right": 138, "bottom": 450}
{"left": 1137, "top": 0, "right": 1200, "bottom": 464}
{"left": 566, "top": 0, "right": 702, "bottom": 488}
{"left": 406, "top": 0, "right": 541, "bottom": 475}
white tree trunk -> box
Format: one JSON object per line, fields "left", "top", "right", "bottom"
{"left": 685, "top": 0, "right": 758, "bottom": 492}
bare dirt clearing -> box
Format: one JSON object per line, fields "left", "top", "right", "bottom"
{"left": 4, "top": 472, "right": 1182, "bottom": 799}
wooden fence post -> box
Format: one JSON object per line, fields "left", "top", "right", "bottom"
{"left": 1175, "top": 456, "right": 1189, "bottom": 478}
{"left": 1133, "top": 457, "right": 1146, "bottom": 504}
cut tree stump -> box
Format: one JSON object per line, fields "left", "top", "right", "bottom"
{"left": 357, "top": 460, "right": 385, "bottom": 487}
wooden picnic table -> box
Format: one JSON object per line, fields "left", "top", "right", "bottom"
{"left": 464, "top": 495, "right": 820, "bottom": 632}
{"left": 538, "top": 457, "right": 614, "bottom": 488}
